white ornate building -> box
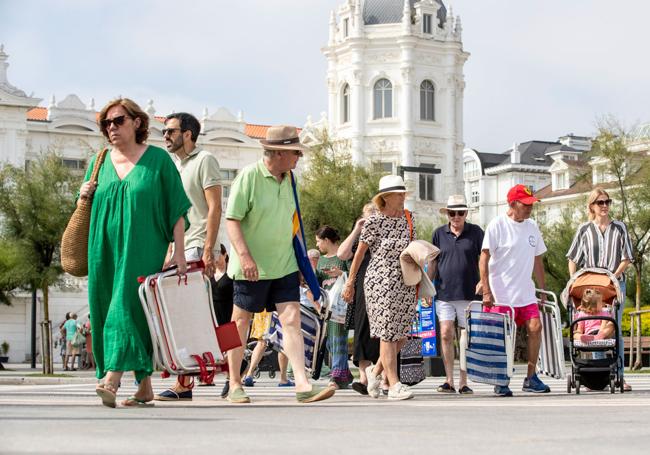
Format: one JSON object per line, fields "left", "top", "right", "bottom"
{"left": 0, "top": 44, "right": 271, "bottom": 363}
{"left": 321, "top": 0, "right": 468, "bottom": 215}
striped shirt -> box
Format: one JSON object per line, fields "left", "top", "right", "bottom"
{"left": 566, "top": 220, "right": 634, "bottom": 274}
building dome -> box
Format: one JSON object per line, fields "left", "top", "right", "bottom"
{"left": 363, "top": 0, "right": 446, "bottom": 26}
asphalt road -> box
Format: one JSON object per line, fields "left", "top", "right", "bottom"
{"left": 1, "top": 369, "right": 650, "bottom": 455}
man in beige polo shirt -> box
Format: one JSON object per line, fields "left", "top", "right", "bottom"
{"left": 155, "top": 112, "right": 223, "bottom": 401}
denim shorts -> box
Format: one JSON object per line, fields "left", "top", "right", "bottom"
{"left": 233, "top": 271, "right": 300, "bottom": 313}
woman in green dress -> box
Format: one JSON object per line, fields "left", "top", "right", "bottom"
{"left": 80, "top": 98, "right": 191, "bottom": 408}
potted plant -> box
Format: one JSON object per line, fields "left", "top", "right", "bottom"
{"left": 0, "top": 341, "right": 9, "bottom": 365}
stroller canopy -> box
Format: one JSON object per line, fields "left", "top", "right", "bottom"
{"left": 560, "top": 267, "right": 624, "bottom": 309}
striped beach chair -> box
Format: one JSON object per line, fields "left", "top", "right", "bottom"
{"left": 536, "top": 289, "right": 566, "bottom": 379}
{"left": 461, "top": 302, "right": 516, "bottom": 386}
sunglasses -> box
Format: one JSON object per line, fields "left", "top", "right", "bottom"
{"left": 162, "top": 128, "right": 182, "bottom": 136}
{"left": 289, "top": 150, "right": 303, "bottom": 157}
{"left": 448, "top": 210, "right": 467, "bottom": 217}
{"left": 100, "top": 115, "right": 129, "bottom": 129}
{"left": 593, "top": 199, "right": 612, "bottom": 207}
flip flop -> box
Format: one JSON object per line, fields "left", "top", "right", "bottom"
{"left": 458, "top": 385, "right": 474, "bottom": 395}
{"left": 96, "top": 383, "right": 117, "bottom": 408}
{"left": 121, "top": 396, "right": 155, "bottom": 408}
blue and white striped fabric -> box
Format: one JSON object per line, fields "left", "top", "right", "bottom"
{"left": 465, "top": 310, "right": 513, "bottom": 386}
{"left": 265, "top": 309, "right": 322, "bottom": 371}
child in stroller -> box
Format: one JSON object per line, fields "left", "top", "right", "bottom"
{"left": 564, "top": 269, "right": 623, "bottom": 394}
{"left": 573, "top": 289, "right": 615, "bottom": 360}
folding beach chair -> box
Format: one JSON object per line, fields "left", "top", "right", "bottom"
{"left": 461, "top": 302, "right": 516, "bottom": 386}
{"left": 138, "top": 263, "right": 240, "bottom": 383}
{"left": 536, "top": 289, "right": 566, "bottom": 379}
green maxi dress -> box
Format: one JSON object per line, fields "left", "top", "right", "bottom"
{"left": 84, "top": 145, "right": 191, "bottom": 381}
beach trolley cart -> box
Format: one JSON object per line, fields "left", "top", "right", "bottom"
{"left": 461, "top": 302, "right": 516, "bottom": 386}
{"left": 138, "top": 262, "right": 241, "bottom": 385}
{"left": 536, "top": 289, "right": 566, "bottom": 379}
{"left": 265, "top": 289, "right": 331, "bottom": 380}
{"left": 561, "top": 268, "right": 624, "bottom": 394}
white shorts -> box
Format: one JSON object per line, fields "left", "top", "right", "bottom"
{"left": 435, "top": 300, "right": 471, "bottom": 328}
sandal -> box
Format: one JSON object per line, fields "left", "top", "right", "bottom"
{"left": 437, "top": 382, "right": 457, "bottom": 393}
{"left": 96, "top": 382, "right": 117, "bottom": 408}
{"left": 121, "top": 396, "right": 155, "bottom": 408}
{"left": 624, "top": 381, "right": 632, "bottom": 392}
{"left": 458, "top": 385, "right": 474, "bottom": 395}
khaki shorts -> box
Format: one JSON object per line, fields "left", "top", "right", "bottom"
{"left": 66, "top": 340, "right": 79, "bottom": 355}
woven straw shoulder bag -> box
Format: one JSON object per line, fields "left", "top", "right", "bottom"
{"left": 61, "top": 148, "right": 108, "bottom": 277}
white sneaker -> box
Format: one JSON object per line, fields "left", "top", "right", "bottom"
{"left": 365, "top": 365, "right": 381, "bottom": 399}
{"left": 388, "top": 382, "right": 414, "bottom": 401}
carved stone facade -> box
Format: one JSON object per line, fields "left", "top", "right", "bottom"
{"left": 319, "top": 0, "right": 469, "bottom": 213}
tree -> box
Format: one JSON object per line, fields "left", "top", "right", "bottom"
{"left": 300, "top": 129, "right": 382, "bottom": 247}
{"left": 591, "top": 119, "right": 650, "bottom": 369}
{"left": 538, "top": 203, "right": 587, "bottom": 320}
{"left": 0, "top": 153, "right": 81, "bottom": 374}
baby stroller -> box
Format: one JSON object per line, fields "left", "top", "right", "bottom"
{"left": 561, "top": 268, "right": 624, "bottom": 394}
{"left": 243, "top": 340, "right": 279, "bottom": 379}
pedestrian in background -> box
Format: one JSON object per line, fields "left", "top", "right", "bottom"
{"left": 315, "top": 225, "right": 351, "bottom": 389}
{"left": 84, "top": 98, "right": 191, "bottom": 408}
{"left": 566, "top": 187, "right": 633, "bottom": 391}
{"left": 63, "top": 313, "right": 79, "bottom": 371}
{"left": 432, "top": 195, "right": 483, "bottom": 395}
{"left": 337, "top": 202, "right": 380, "bottom": 395}
{"left": 155, "top": 111, "right": 223, "bottom": 402}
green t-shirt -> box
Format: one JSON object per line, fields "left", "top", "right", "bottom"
{"left": 64, "top": 319, "right": 78, "bottom": 341}
{"left": 178, "top": 150, "right": 222, "bottom": 251}
{"left": 226, "top": 160, "right": 298, "bottom": 280}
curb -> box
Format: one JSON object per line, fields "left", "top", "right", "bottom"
{"left": 0, "top": 377, "right": 96, "bottom": 386}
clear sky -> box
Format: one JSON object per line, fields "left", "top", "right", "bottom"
{"left": 1, "top": 0, "right": 648, "bottom": 153}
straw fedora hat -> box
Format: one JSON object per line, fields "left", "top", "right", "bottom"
{"left": 372, "top": 175, "right": 408, "bottom": 207}
{"left": 439, "top": 194, "right": 469, "bottom": 215}
{"left": 260, "top": 125, "right": 309, "bottom": 152}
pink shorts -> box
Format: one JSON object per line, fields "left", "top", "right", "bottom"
{"left": 484, "top": 303, "right": 540, "bottom": 326}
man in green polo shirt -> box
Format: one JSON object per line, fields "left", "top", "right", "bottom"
{"left": 225, "top": 125, "right": 334, "bottom": 404}
{"left": 155, "top": 112, "right": 224, "bottom": 402}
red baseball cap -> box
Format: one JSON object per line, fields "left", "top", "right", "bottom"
{"left": 507, "top": 184, "right": 539, "bottom": 205}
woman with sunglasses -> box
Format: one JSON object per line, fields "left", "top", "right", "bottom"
{"left": 80, "top": 98, "right": 190, "bottom": 407}
{"left": 566, "top": 187, "right": 634, "bottom": 390}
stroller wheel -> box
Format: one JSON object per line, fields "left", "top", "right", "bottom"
{"left": 575, "top": 377, "right": 580, "bottom": 395}
{"left": 269, "top": 370, "right": 276, "bottom": 379}
{"left": 254, "top": 368, "right": 261, "bottom": 379}
{"left": 566, "top": 376, "right": 572, "bottom": 394}
{"left": 610, "top": 376, "right": 616, "bottom": 394}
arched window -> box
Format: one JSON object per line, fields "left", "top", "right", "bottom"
{"left": 373, "top": 79, "right": 392, "bottom": 119}
{"left": 420, "top": 80, "right": 435, "bottom": 121}
{"left": 342, "top": 83, "right": 350, "bottom": 124}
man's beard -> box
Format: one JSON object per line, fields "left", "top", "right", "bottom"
{"left": 168, "top": 137, "right": 184, "bottom": 154}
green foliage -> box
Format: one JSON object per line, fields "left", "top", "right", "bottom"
{"left": 539, "top": 203, "right": 587, "bottom": 300}
{"left": 300, "top": 130, "right": 382, "bottom": 247}
{"left": 0, "top": 153, "right": 81, "bottom": 300}
{"left": 621, "top": 305, "right": 650, "bottom": 336}
{"left": 590, "top": 118, "right": 650, "bottom": 311}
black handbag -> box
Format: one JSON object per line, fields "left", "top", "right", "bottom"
{"left": 399, "top": 337, "right": 425, "bottom": 386}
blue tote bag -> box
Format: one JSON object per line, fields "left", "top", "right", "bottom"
{"left": 289, "top": 172, "right": 321, "bottom": 301}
